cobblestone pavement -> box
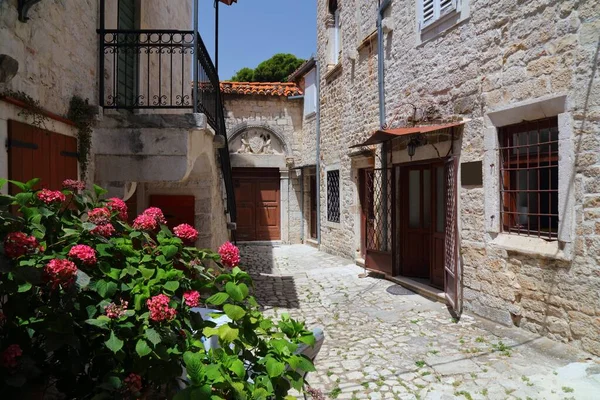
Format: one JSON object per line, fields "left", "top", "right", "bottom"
{"left": 240, "top": 244, "right": 600, "bottom": 400}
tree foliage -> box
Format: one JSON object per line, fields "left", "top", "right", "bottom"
{"left": 230, "top": 53, "right": 305, "bottom": 83}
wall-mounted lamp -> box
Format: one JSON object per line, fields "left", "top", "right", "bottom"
{"left": 407, "top": 134, "right": 426, "bottom": 159}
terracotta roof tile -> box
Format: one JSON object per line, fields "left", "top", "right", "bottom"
{"left": 220, "top": 81, "right": 302, "bottom": 97}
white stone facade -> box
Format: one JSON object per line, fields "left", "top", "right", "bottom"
{"left": 314, "top": 0, "right": 600, "bottom": 356}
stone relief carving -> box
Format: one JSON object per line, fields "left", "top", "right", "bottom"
{"left": 231, "top": 128, "right": 284, "bottom": 155}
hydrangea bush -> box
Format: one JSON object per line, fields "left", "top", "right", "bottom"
{"left": 0, "top": 179, "right": 316, "bottom": 399}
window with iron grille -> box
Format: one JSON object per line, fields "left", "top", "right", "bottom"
{"left": 499, "top": 117, "right": 559, "bottom": 240}
{"left": 327, "top": 170, "right": 340, "bottom": 223}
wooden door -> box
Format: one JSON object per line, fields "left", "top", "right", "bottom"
{"left": 400, "top": 165, "right": 432, "bottom": 278}
{"left": 444, "top": 157, "right": 461, "bottom": 313}
{"left": 233, "top": 168, "right": 280, "bottom": 241}
{"left": 7, "top": 120, "right": 78, "bottom": 192}
{"left": 310, "top": 175, "right": 317, "bottom": 239}
{"left": 149, "top": 195, "right": 195, "bottom": 229}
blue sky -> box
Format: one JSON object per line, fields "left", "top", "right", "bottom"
{"left": 198, "top": 0, "right": 316, "bottom": 80}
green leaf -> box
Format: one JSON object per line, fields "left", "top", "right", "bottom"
{"left": 145, "top": 328, "right": 161, "bottom": 345}
{"left": 217, "top": 324, "right": 239, "bottom": 343}
{"left": 265, "top": 357, "right": 285, "bottom": 378}
{"left": 0, "top": 178, "right": 7, "bottom": 189}
{"left": 298, "top": 333, "right": 316, "bottom": 347}
{"left": 94, "top": 184, "right": 108, "bottom": 198}
{"left": 252, "top": 388, "right": 270, "bottom": 400}
{"left": 76, "top": 270, "right": 91, "bottom": 288}
{"left": 162, "top": 245, "right": 178, "bottom": 259}
{"left": 129, "top": 231, "right": 141, "bottom": 238}
{"left": 223, "top": 304, "right": 246, "bottom": 320}
{"left": 238, "top": 283, "right": 249, "bottom": 299}
{"left": 8, "top": 180, "right": 28, "bottom": 191}
{"left": 163, "top": 281, "right": 179, "bottom": 292}
{"left": 85, "top": 318, "right": 110, "bottom": 330}
{"left": 82, "top": 222, "right": 97, "bottom": 231}
{"left": 229, "top": 359, "right": 245, "bottom": 378}
{"left": 288, "top": 355, "right": 315, "bottom": 372}
{"left": 86, "top": 305, "right": 97, "bottom": 319}
{"left": 135, "top": 339, "right": 152, "bottom": 357}
{"left": 17, "top": 282, "right": 32, "bottom": 293}
{"left": 231, "top": 266, "right": 242, "bottom": 276}
{"left": 206, "top": 292, "right": 229, "bottom": 306}
{"left": 139, "top": 267, "right": 155, "bottom": 279}
{"left": 105, "top": 331, "right": 123, "bottom": 353}
{"left": 25, "top": 178, "right": 40, "bottom": 189}
{"left": 183, "top": 351, "right": 203, "bottom": 384}
{"left": 96, "top": 280, "right": 117, "bottom": 298}
{"left": 225, "top": 282, "right": 244, "bottom": 302}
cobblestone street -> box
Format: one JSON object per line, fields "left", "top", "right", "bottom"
{"left": 240, "top": 244, "right": 600, "bottom": 400}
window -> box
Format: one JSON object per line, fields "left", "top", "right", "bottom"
{"left": 327, "top": 170, "right": 340, "bottom": 223}
{"left": 328, "top": 0, "right": 341, "bottom": 65}
{"left": 498, "top": 117, "right": 559, "bottom": 240}
{"left": 303, "top": 68, "right": 317, "bottom": 117}
{"left": 420, "top": 0, "right": 457, "bottom": 29}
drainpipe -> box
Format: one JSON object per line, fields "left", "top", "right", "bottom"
{"left": 315, "top": 61, "right": 322, "bottom": 245}
{"left": 378, "top": 0, "right": 391, "bottom": 251}
{"left": 300, "top": 168, "right": 304, "bottom": 242}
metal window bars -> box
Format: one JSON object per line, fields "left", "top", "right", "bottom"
{"left": 327, "top": 170, "right": 340, "bottom": 223}
{"left": 498, "top": 117, "right": 559, "bottom": 240}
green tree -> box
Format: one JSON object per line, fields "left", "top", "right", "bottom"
{"left": 254, "top": 53, "right": 305, "bottom": 82}
{"left": 230, "top": 67, "right": 254, "bottom": 82}
{"left": 229, "top": 54, "right": 305, "bottom": 82}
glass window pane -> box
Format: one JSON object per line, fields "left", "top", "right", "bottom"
{"left": 409, "top": 170, "right": 420, "bottom": 228}
{"left": 423, "top": 169, "right": 431, "bottom": 228}
{"left": 436, "top": 167, "right": 445, "bottom": 233}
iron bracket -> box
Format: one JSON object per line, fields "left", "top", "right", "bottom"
{"left": 18, "top": 0, "right": 42, "bottom": 22}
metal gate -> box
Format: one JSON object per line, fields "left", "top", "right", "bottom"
{"left": 365, "top": 168, "right": 392, "bottom": 253}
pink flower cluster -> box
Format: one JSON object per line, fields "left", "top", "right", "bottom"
{"left": 107, "top": 197, "right": 128, "bottom": 221}
{"left": 1, "top": 344, "right": 22, "bottom": 369}
{"left": 3, "top": 232, "right": 41, "bottom": 259}
{"left": 91, "top": 223, "right": 115, "bottom": 237}
{"left": 173, "top": 223, "right": 199, "bottom": 244}
{"left": 68, "top": 244, "right": 97, "bottom": 265}
{"left": 37, "top": 189, "right": 66, "bottom": 205}
{"left": 218, "top": 241, "right": 240, "bottom": 268}
{"left": 124, "top": 373, "right": 143, "bottom": 394}
{"left": 44, "top": 259, "right": 78, "bottom": 289}
{"left": 183, "top": 290, "right": 201, "bottom": 307}
{"left": 88, "top": 207, "right": 111, "bottom": 224}
{"left": 133, "top": 207, "right": 167, "bottom": 231}
{"left": 62, "top": 179, "right": 86, "bottom": 191}
{"left": 105, "top": 301, "right": 129, "bottom": 319}
{"left": 146, "top": 294, "right": 176, "bottom": 322}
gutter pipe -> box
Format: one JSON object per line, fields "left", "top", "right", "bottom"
{"left": 378, "top": 0, "right": 391, "bottom": 251}
{"left": 316, "top": 61, "right": 322, "bottom": 245}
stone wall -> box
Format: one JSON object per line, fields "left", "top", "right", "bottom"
{"left": 223, "top": 93, "right": 304, "bottom": 244}
{"left": 315, "top": 0, "right": 600, "bottom": 355}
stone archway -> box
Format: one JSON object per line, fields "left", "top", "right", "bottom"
{"left": 228, "top": 124, "right": 291, "bottom": 243}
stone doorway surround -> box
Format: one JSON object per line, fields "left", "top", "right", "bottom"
{"left": 228, "top": 123, "right": 292, "bottom": 243}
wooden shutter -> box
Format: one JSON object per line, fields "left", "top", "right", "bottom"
{"left": 421, "top": 0, "right": 435, "bottom": 28}
{"left": 443, "top": 156, "right": 461, "bottom": 314}
{"left": 440, "top": 0, "right": 457, "bottom": 16}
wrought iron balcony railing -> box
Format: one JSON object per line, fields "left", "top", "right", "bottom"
{"left": 97, "top": 28, "right": 236, "bottom": 224}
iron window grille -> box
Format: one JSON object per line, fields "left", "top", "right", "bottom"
{"left": 498, "top": 117, "right": 559, "bottom": 240}
{"left": 327, "top": 170, "right": 340, "bottom": 223}
{"left": 365, "top": 168, "right": 392, "bottom": 252}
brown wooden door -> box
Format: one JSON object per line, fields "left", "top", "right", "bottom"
{"left": 7, "top": 120, "right": 78, "bottom": 192}
{"left": 233, "top": 168, "right": 280, "bottom": 241}
{"left": 310, "top": 175, "right": 317, "bottom": 239}
{"left": 400, "top": 165, "right": 432, "bottom": 279}
{"left": 149, "top": 195, "right": 195, "bottom": 229}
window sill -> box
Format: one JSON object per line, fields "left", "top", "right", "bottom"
{"left": 324, "top": 63, "right": 342, "bottom": 82}
{"left": 489, "top": 233, "right": 571, "bottom": 261}
{"left": 418, "top": 12, "right": 469, "bottom": 47}
{"left": 324, "top": 220, "right": 341, "bottom": 229}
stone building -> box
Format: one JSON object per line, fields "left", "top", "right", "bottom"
{"left": 0, "top": 0, "right": 237, "bottom": 249}
{"left": 311, "top": 0, "right": 600, "bottom": 356}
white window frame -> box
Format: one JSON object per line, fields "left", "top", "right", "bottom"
{"left": 333, "top": 8, "right": 341, "bottom": 64}
{"left": 303, "top": 68, "right": 317, "bottom": 117}
{"left": 483, "top": 95, "right": 575, "bottom": 261}
{"left": 419, "top": 0, "right": 458, "bottom": 29}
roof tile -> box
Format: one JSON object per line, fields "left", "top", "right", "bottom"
{"left": 220, "top": 81, "right": 302, "bottom": 97}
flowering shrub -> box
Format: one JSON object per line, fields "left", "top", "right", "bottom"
{"left": 0, "top": 179, "right": 316, "bottom": 399}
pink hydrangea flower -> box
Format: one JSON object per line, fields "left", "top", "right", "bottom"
{"left": 218, "top": 241, "right": 240, "bottom": 268}
{"left": 132, "top": 214, "right": 158, "bottom": 231}
{"left": 91, "top": 223, "right": 115, "bottom": 237}
{"left": 173, "top": 224, "right": 199, "bottom": 244}
{"left": 146, "top": 294, "right": 177, "bottom": 322}
{"left": 1, "top": 344, "right": 22, "bottom": 368}
{"left": 37, "top": 189, "right": 66, "bottom": 205}
{"left": 107, "top": 198, "right": 128, "bottom": 221}
{"left": 88, "top": 207, "right": 111, "bottom": 225}
{"left": 142, "top": 207, "right": 167, "bottom": 225}
{"left": 44, "top": 259, "right": 78, "bottom": 289}
{"left": 105, "top": 301, "right": 129, "bottom": 319}
{"left": 68, "top": 244, "right": 97, "bottom": 265}
{"left": 62, "top": 179, "right": 86, "bottom": 191}
{"left": 183, "top": 290, "right": 201, "bottom": 307}
{"left": 124, "top": 373, "right": 143, "bottom": 394}
{"left": 3, "top": 232, "right": 41, "bottom": 258}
